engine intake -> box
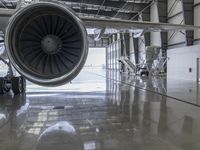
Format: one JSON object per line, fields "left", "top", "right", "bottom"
{"left": 5, "top": 2, "right": 88, "bottom": 86}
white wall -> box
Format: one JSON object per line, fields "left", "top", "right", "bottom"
{"left": 168, "top": 0, "right": 185, "bottom": 47}
{"left": 167, "top": 45, "right": 200, "bottom": 81}
{"left": 194, "top": 0, "right": 200, "bottom": 44}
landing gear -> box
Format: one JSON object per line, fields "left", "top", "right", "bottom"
{"left": 138, "top": 67, "right": 149, "bottom": 77}
{"left": 11, "top": 77, "right": 22, "bottom": 95}
{"left": 0, "top": 77, "right": 10, "bottom": 94}
{"left": 0, "top": 77, "right": 6, "bottom": 94}
{"left": 0, "top": 76, "right": 26, "bottom": 95}
{"left": 20, "top": 76, "right": 26, "bottom": 93}
{"left": 0, "top": 57, "right": 26, "bottom": 95}
{"left": 11, "top": 76, "right": 26, "bottom": 95}
{"left": 140, "top": 71, "right": 149, "bottom": 77}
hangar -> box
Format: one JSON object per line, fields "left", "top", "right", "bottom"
{"left": 0, "top": 0, "right": 200, "bottom": 149}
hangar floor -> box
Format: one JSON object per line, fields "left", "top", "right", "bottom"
{"left": 0, "top": 68, "right": 200, "bottom": 150}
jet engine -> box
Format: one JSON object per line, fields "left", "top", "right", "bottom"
{"left": 5, "top": 2, "right": 88, "bottom": 86}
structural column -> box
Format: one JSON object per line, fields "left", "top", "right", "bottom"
{"left": 120, "top": 33, "right": 129, "bottom": 72}
{"left": 129, "top": 33, "right": 136, "bottom": 65}
{"left": 182, "top": 0, "right": 194, "bottom": 46}
{"left": 194, "top": 0, "right": 200, "bottom": 44}
{"left": 138, "top": 6, "right": 150, "bottom": 64}
{"left": 133, "top": 38, "right": 139, "bottom": 64}
{"left": 157, "top": 0, "right": 168, "bottom": 56}
{"left": 167, "top": 0, "right": 186, "bottom": 48}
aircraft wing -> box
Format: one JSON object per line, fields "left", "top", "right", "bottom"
{"left": 81, "top": 17, "right": 200, "bottom": 33}
{"left": 0, "top": 8, "right": 200, "bottom": 33}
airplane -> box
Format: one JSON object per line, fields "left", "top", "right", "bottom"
{"left": 0, "top": 0, "right": 199, "bottom": 95}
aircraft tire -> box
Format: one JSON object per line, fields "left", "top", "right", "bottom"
{"left": 11, "top": 77, "right": 22, "bottom": 95}
{"left": 0, "top": 77, "right": 5, "bottom": 95}
{"left": 20, "top": 76, "right": 26, "bottom": 93}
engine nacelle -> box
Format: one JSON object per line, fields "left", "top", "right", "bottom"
{"left": 5, "top": 2, "right": 88, "bottom": 86}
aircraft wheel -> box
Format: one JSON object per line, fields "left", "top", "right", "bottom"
{"left": 11, "top": 77, "right": 22, "bottom": 95}
{"left": 20, "top": 76, "right": 26, "bottom": 93}
{"left": 0, "top": 77, "right": 6, "bottom": 95}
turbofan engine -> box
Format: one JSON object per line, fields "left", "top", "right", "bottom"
{"left": 5, "top": 2, "right": 88, "bottom": 86}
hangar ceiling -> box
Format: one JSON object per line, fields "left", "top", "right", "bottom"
{"left": 0, "top": 0, "right": 17, "bottom": 9}
{"left": 59, "top": 0, "right": 153, "bottom": 20}
{"left": 0, "top": 0, "right": 153, "bottom": 20}
{"left": 0, "top": 0, "right": 154, "bottom": 47}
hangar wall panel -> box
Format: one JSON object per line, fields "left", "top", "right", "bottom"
{"left": 194, "top": 0, "right": 200, "bottom": 44}
{"left": 167, "top": 45, "right": 200, "bottom": 81}
{"left": 168, "top": 0, "right": 183, "bottom": 16}
{"left": 168, "top": 0, "right": 185, "bottom": 48}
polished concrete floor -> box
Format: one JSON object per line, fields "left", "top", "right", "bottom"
{"left": 1, "top": 68, "right": 200, "bottom": 150}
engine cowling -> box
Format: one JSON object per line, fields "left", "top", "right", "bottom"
{"left": 5, "top": 2, "right": 88, "bottom": 86}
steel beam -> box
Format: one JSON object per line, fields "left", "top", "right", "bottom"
{"left": 194, "top": 2, "right": 200, "bottom": 8}
{"left": 72, "top": 8, "right": 137, "bottom": 19}
{"left": 88, "top": 35, "right": 109, "bottom": 47}
{"left": 60, "top": 0, "right": 151, "bottom": 11}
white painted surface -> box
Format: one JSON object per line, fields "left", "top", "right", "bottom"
{"left": 168, "top": 0, "right": 183, "bottom": 17}
{"left": 150, "top": 2, "right": 161, "bottom": 47}
{"left": 168, "top": 0, "right": 185, "bottom": 48}
{"left": 194, "top": 0, "right": 200, "bottom": 44}
{"left": 138, "top": 14, "right": 146, "bottom": 63}
{"left": 138, "top": 35, "right": 146, "bottom": 63}
{"left": 129, "top": 33, "right": 136, "bottom": 65}
{"left": 167, "top": 45, "right": 200, "bottom": 81}
{"left": 150, "top": 2, "right": 159, "bottom": 23}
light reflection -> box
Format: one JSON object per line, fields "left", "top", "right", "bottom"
{"left": 84, "top": 141, "right": 96, "bottom": 150}
{"left": 27, "top": 93, "right": 59, "bottom": 97}
{"left": 0, "top": 114, "right": 6, "bottom": 120}
{"left": 95, "top": 128, "right": 100, "bottom": 133}
{"left": 27, "top": 110, "right": 59, "bottom": 135}
{"left": 0, "top": 113, "right": 6, "bottom": 126}
{"left": 37, "top": 111, "right": 48, "bottom": 122}
{"left": 79, "top": 126, "right": 90, "bottom": 130}
{"left": 28, "top": 128, "right": 41, "bottom": 135}
{"left": 16, "top": 102, "right": 29, "bottom": 117}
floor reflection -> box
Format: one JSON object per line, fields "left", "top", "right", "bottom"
{"left": 116, "top": 73, "right": 200, "bottom": 106}
{"left": 0, "top": 94, "right": 28, "bottom": 150}
{"left": 106, "top": 69, "right": 200, "bottom": 150}
{"left": 0, "top": 70, "right": 200, "bottom": 149}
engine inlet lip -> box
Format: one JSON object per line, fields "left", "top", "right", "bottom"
{"left": 5, "top": 2, "right": 88, "bottom": 86}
